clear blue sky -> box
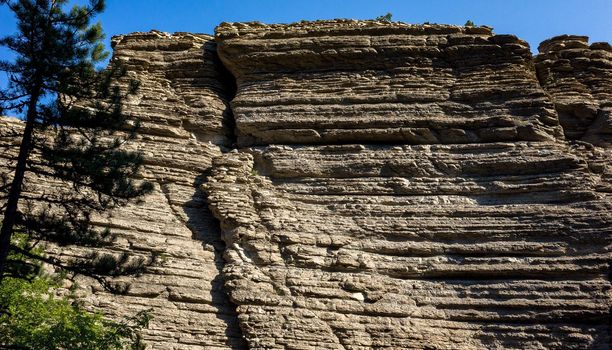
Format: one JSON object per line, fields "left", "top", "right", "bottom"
{"left": 96, "top": 0, "right": 611, "bottom": 50}
{"left": 0, "top": 0, "right": 610, "bottom": 89}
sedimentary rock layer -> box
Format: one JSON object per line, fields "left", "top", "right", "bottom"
{"left": 91, "top": 32, "right": 245, "bottom": 349}
{"left": 216, "top": 20, "right": 563, "bottom": 147}
{"left": 1, "top": 31, "right": 245, "bottom": 349}
{"left": 536, "top": 35, "right": 612, "bottom": 146}
{"left": 208, "top": 20, "right": 612, "bottom": 349}
{"left": 2, "top": 20, "right": 611, "bottom": 349}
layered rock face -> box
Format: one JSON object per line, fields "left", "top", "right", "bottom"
{"left": 2, "top": 31, "right": 246, "bottom": 349}
{"left": 217, "top": 22, "right": 564, "bottom": 146}
{"left": 86, "top": 32, "right": 246, "bottom": 348}
{"left": 206, "top": 21, "right": 612, "bottom": 349}
{"left": 1, "top": 20, "right": 611, "bottom": 349}
{"left": 536, "top": 35, "right": 612, "bottom": 146}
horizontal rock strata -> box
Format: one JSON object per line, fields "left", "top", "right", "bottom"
{"left": 216, "top": 20, "right": 564, "bottom": 147}
{"left": 2, "top": 20, "right": 611, "bottom": 349}
{"left": 536, "top": 35, "right": 612, "bottom": 146}
{"left": 207, "top": 20, "right": 612, "bottom": 349}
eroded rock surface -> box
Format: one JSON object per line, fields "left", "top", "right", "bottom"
{"left": 1, "top": 20, "right": 611, "bottom": 349}
{"left": 216, "top": 21, "right": 563, "bottom": 147}
{"left": 536, "top": 35, "right": 612, "bottom": 146}
{"left": 90, "top": 32, "right": 246, "bottom": 349}
{"left": 207, "top": 21, "right": 612, "bottom": 349}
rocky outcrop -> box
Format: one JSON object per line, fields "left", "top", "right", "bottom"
{"left": 85, "top": 32, "right": 246, "bottom": 349}
{"left": 206, "top": 21, "right": 612, "bottom": 349}
{"left": 217, "top": 21, "right": 563, "bottom": 147}
{"left": 536, "top": 35, "right": 612, "bottom": 146}
{"left": 1, "top": 20, "right": 611, "bottom": 349}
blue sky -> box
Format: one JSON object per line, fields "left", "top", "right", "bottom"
{"left": 0, "top": 0, "right": 610, "bottom": 50}
{"left": 97, "top": 0, "right": 610, "bottom": 50}
{"left": 0, "top": 0, "right": 610, "bottom": 89}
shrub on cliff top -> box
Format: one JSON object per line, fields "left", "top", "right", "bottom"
{"left": 375, "top": 12, "right": 393, "bottom": 22}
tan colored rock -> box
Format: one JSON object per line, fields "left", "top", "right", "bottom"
{"left": 536, "top": 35, "right": 612, "bottom": 146}
{"left": 216, "top": 21, "right": 563, "bottom": 148}
{"left": 1, "top": 31, "right": 246, "bottom": 349}
{"left": 1, "top": 21, "right": 611, "bottom": 349}
{"left": 207, "top": 21, "right": 612, "bottom": 349}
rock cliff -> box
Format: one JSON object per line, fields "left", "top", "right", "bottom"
{"left": 1, "top": 20, "right": 611, "bottom": 349}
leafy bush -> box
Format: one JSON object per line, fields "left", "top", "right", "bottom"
{"left": 0, "top": 235, "right": 151, "bottom": 349}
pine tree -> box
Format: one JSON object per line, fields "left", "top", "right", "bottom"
{"left": 0, "top": 0, "right": 153, "bottom": 288}
{"left": 375, "top": 12, "right": 393, "bottom": 22}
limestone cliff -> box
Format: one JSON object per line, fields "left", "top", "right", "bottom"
{"left": 206, "top": 20, "right": 611, "bottom": 349}
{"left": 1, "top": 20, "right": 611, "bottom": 349}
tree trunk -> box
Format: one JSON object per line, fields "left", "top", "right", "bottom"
{"left": 0, "top": 89, "right": 40, "bottom": 280}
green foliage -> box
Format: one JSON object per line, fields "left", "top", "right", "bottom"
{"left": 0, "top": 276, "right": 151, "bottom": 350}
{"left": 375, "top": 12, "right": 393, "bottom": 22}
{"left": 0, "top": 237, "right": 151, "bottom": 349}
{"left": 3, "top": 232, "right": 44, "bottom": 279}
{"left": 465, "top": 20, "right": 475, "bottom": 27}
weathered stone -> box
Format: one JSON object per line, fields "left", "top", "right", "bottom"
{"left": 1, "top": 20, "right": 611, "bottom": 349}
{"left": 1, "top": 31, "right": 245, "bottom": 349}
{"left": 536, "top": 35, "right": 612, "bottom": 146}
{"left": 207, "top": 21, "right": 612, "bottom": 349}
{"left": 216, "top": 21, "right": 563, "bottom": 148}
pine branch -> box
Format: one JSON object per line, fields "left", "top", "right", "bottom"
{"left": 9, "top": 245, "right": 155, "bottom": 294}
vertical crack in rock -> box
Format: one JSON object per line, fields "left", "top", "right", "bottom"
{"left": 102, "top": 32, "right": 247, "bottom": 348}
{"left": 206, "top": 20, "right": 612, "bottom": 349}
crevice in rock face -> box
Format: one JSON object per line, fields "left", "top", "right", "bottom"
{"left": 76, "top": 32, "right": 250, "bottom": 349}
{"left": 183, "top": 41, "right": 245, "bottom": 348}
{"left": 184, "top": 174, "right": 248, "bottom": 349}
{"left": 210, "top": 41, "right": 239, "bottom": 151}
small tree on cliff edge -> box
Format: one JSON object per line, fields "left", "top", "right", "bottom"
{"left": 0, "top": 0, "right": 153, "bottom": 287}
{"left": 375, "top": 12, "right": 393, "bottom": 22}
